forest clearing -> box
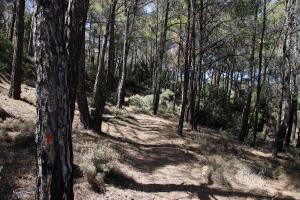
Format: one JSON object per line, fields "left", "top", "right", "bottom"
{"left": 1, "top": 0, "right": 300, "bottom": 199}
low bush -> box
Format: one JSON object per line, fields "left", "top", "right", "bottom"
{"left": 128, "top": 89, "right": 177, "bottom": 116}
{"left": 195, "top": 86, "right": 242, "bottom": 129}
{"left": 79, "top": 143, "right": 118, "bottom": 193}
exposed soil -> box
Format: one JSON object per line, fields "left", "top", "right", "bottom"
{"left": 0, "top": 80, "right": 300, "bottom": 200}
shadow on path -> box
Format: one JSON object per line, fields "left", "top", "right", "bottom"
{"left": 104, "top": 169, "right": 296, "bottom": 200}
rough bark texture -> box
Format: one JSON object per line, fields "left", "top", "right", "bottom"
{"left": 34, "top": 1, "right": 73, "bottom": 199}
{"left": 8, "top": 0, "right": 25, "bottom": 100}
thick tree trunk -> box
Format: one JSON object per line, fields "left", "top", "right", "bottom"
{"left": 8, "top": 0, "right": 25, "bottom": 100}
{"left": 178, "top": 0, "right": 191, "bottom": 136}
{"left": 34, "top": 1, "right": 73, "bottom": 199}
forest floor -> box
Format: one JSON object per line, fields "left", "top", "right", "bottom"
{"left": 0, "top": 78, "right": 300, "bottom": 200}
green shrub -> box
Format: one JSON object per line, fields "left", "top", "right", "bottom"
{"left": 196, "top": 85, "right": 242, "bottom": 129}
{"left": 128, "top": 94, "right": 146, "bottom": 108}
{"left": 0, "top": 34, "right": 13, "bottom": 72}
{"left": 160, "top": 89, "right": 174, "bottom": 103}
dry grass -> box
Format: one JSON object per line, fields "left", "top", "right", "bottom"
{"left": 76, "top": 141, "right": 119, "bottom": 193}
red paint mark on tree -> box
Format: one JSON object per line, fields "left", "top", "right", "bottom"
{"left": 46, "top": 133, "right": 53, "bottom": 144}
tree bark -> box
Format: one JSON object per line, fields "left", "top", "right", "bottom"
{"left": 274, "top": 0, "right": 295, "bottom": 156}
{"left": 107, "top": 0, "right": 117, "bottom": 91}
{"left": 9, "top": 0, "right": 16, "bottom": 42}
{"left": 65, "top": 0, "right": 90, "bottom": 123}
{"left": 239, "top": 0, "right": 258, "bottom": 142}
{"left": 77, "top": 45, "right": 91, "bottom": 129}
{"left": 252, "top": 0, "right": 267, "bottom": 146}
{"left": 91, "top": 0, "right": 117, "bottom": 131}
{"left": 34, "top": 0, "right": 73, "bottom": 199}
{"left": 116, "top": 0, "right": 138, "bottom": 109}
{"left": 189, "top": 0, "right": 196, "bottom": 128}
{"left": 291, "top": 74, "right": 298, "bottom": 140}
{"left": 116, "top": 1, "right": 130, "bottom": 109}
{"left": 73, "top": 0, "right": 90, "bottom": 129}
{"left": 194, "top": 0, "right": 204, "bottom": 130}
{"left": 178, "top": 0, "right": 191, "bottom": 136}
{"left": 152, "top": 0, "right": 170, "bottom": 115}
{"left": 8, "top": 0, "right": 25, "bottom": 100}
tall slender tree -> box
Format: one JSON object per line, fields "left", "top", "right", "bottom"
{"left": 91, "top": 0, "right": 118, "bottom": 130}
{"left": 178, "top": 0, "right": 192, "bottom": 136}
{"left": 252, "top": 0, "right": 267, "bottom": 146}
{"left": 152, "top": 0, "right": 170, "bottom": 115}
{"left": 239, "top": 0, "right": 259, "bottom": 142}
{"left": 8, "top": 0, "right": 25, "bottom": 100}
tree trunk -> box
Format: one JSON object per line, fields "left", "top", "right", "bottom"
{"left": 34, "top": 0, "right": 74, "bottom": 199}
{"left": 252, "top": 0, "right": 267, "bottom": 146}
{"left": 116, "top": 0, "right": 138, "bottom": 108}
{"left": 74, "top": 0, "right": 90, "bottom": 129}
{"left": 107, "top": 1, "right": 117, "bottom": 91}
{"left": 291, "top": 74, "right": 298, "bottom": 140}
{"left": 189, "top": 1, "right": 196, "bottom": 128}
{"left": 9, "top": 0, "right": 16, "bottom": 42}
{"left": 91, "top": 0, "right": 117, "bottom": 131}
{"left": 194, "top": 0, "right": 204, "bottom": 130}
{"left": 8, "top": 0, "right": 25, "bottom": 100}
{"left": 273, "top": 0, "right": 295, "bottom": 156}
{"left": 116, "top": 2, "right": 130, "bottom": 108}
{"left": 77, "top": 58, "right": 91, "bottom": 129}
{"left": 65, "top": 0, "right": 90, "bottom": 123}
{"left": 239, "top": 0, "right": 258, "bottom": 142}
{"left": 152, "top": 0, "right": 170, "bottom": 115}
{"left": 178, "top": 0, "right": 191, "bottom": 136}
{"left": 27, "top": 13, "right": 34, "bottom": 56}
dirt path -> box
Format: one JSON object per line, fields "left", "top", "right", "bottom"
{"left": 0, "top": 83, "right": 299, "bottom": 200}
{"left": 76, "top": 113, "right": 298, "bottom": 200}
